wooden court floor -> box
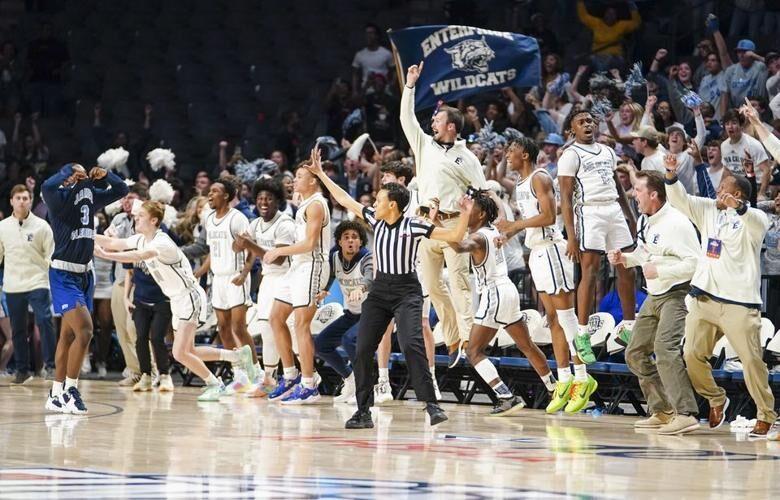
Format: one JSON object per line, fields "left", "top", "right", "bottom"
{"left": 1, "top": 379, "right": 779, "bottom": 499}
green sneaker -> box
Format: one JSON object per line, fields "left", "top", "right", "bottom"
{"left": 564, "top": 375, "right": 598, "bottom": 413}
{"left": 198, "top": 382, "right": 226, "bottom": 402}
{"left": 237, "top": 345, "right": 256, "bottom": 380}
{"left": 546, "top": 379, "right": 573, "bottom": 413}
{"left": 614, "top": 320, "right": 635, "bottom": 347}
{"left": 574, "top": 333, "right": 597, "bottom": 364}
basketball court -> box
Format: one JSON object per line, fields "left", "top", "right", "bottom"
{"left": 2, "top": 379, "right": 779, "bottom": 499}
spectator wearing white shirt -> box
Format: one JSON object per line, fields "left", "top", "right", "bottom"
{"left": 719, "top": 108, "right": 771, "bottom": 198}
{"left": 631, "top": 126, "right": 667, "bottom": 173}
{"left": 351, "top": 23, "right": 394, "bottom": 94}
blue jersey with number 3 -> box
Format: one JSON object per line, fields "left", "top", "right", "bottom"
{"left": 41, "top": 164, "right": 129, "bottom": 266}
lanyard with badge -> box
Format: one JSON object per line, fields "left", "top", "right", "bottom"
{"left": 706, "top": 210, "right": 731, "bottom": 259}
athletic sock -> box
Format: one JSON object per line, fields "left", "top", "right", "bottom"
{"left": 429, "top": 365, "right": 436, "bottom": 377}
{"left": 378, "top": 367, "right": 389, "bottom": 383}
{"left": 265, "top": 368, "right": 278, "bottom": 383}
{"left": 283, "top": 366, "right": 298, "bottom": 381}
{"left": 345, "top": 372, "right": 354, "bottom": 384}
{"left": 205, "top": 374, "right": 220, "bottom": 386}
{"left": 573, "top": 363, "right": 588, "bottom": 382}
{"left": 473, "top": 359, "right": 512, "bottom": 397}
{"left": 540, "top": 372, "right": 556, "bottom": 392}
{"left": 302, "top": 377, "right": 315, "bottom": 389}
{"left": 52, "top": 380, "right": 64, "bottom": 397}
{"left": 64, "top": 377, "right": 78, "bottom": 390}
{"left": 219, "top": 350, "right": 240, "bottom": 363}
{"left": 557, "top": 367, "right": 573, "bottom": 384}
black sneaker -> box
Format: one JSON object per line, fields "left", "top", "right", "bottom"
{"left": 345, "top": 410, "right": 374, "bottom": 429}
{"left": 489, "top": 395, "right": 525, "bottom": 417}
{"left": 426, "top": 403, "right": 448, "bottom": 426}
{"left": 11, "top": 371, "right": 33, "bottom": 385}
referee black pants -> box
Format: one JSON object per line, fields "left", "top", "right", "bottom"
{"left": 354, "top": 272, "right": 436, "bottom": 412}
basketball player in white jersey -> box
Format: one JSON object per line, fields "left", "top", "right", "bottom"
{"left": 434, "top": 190, "right": 555, "bottom": 416}
{"left": 203, "top": 177, "right": 258, "bottom": 394}
{"left": 263, "top": 163, "right": 331, "bottom": 404}
{"left": 234, "top": 178, "right": 296, "bottom": 397}
{"left": 558, "top": 108, "right": 637, "bottom": 362}
{"left": 372, "top": 161, "right": 440, "bottom": 403}
{"left": 497, "top": 137, "right": 597, "bottom": 413}
{"left": 94, "top": 201, "right": 254, "bottom": 401}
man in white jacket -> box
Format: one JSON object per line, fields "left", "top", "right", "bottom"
{"left": 0, "top": 184, "right": 55, "bottom": 384}
{"left": 608, "top": 171, "right": 700, "bottom": 435}
{"left": 664, "top": 152, "right": 776, "bottom": 439}
{"left": 400, "top": 61, "right": 487, "bottom": 366}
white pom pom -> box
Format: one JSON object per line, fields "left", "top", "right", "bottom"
{"left": 124, "top": 178, "right": 136, "bottom": 187}
{"left": 104, "top": 199, "right": 123, "bottom": 217}
{"left": 163, "top": 204, "right": 178, "bottom": 228}
{"left": 146, "top": 148, "right": 176, "bottom": 172}
{"left": 97, "top": 147, "right": 129, "bottom": 171}
{"left": 149, "top": 179, "right": 175, "bottom": 204}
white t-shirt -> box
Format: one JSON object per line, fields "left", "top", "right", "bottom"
{"left": 641, "top": 146, "right": 668, "bottom": 173}
{"left": 707, "top": 165, "right": 725, "bottom": 190}
{"left": 557, "top": 142, "right": 619, "bottom": 205}
{"left": 205, "top": 208, "right": 250, "bottom": 276}
{"left": 127, "top": 230, "right": 197, "bottom": 298}
{"left": 352, "top": 46, "right": 394, "bottom": 84}
{"left": 248, "top": 211, "right": 295, "bottom": 276}
{"left": 720, "top": 133, "right": 769, "bottom": 176}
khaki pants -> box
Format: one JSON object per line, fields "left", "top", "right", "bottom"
{"left": 625, "top": 286, "right": 698, "bottom": 415}
{"left": 111, "top": 280, "right": 140, "bottom": 375}
{"left": 683, "top": 296, "right": 777, "bottom": 423}
{"left": 418, "top": 217, "right": 472, "bottom": 347}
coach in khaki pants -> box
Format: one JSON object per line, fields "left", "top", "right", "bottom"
{"left": 665, "top": 154, "right": 777, "bottom": 438}
{"left": 608, "top": 171, "right": 700, "bottom": 435}
{"left": 400, "top": 61, "right": 487, "bottom": 365}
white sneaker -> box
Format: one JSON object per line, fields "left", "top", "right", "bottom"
{"left": 224, "top": 368, "right": 251, "bottom": 396}
{"left": 96, "top": 363, "right": 107, "bottom": 379}
{"left": 313, "top": 371, "right": 322, "bottom": 387}
{"left": 374, "top": 379, "right": 393, "bottom": 405}
{"left": 118, "top": 373, "right": 140, "bottom": 387}
{"left": 334, "top": 375, "right": 356, "bottom": 404}
{"left": 80, "top": 357, "right": 91, "bottom": 375}
{"left": 45, "top": 389, "right": 65, "bottom": 413}
{"left": 61, "top": 386, "right": 88, "bottom": 415}
{"left": 432, "top": 377, "right": 442, "bottom": 401}
{"left": 133, "top": 374, "right": 153, "bottom": 392}
{"left": 158, "top": 374, "right": 174, "bottom": 392}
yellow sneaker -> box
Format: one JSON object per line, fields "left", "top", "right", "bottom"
{"left": 564, "top": 375, "right": 598, "bottom": 413}
{"left": 545, "top": 379, "right": 573, "bottom": 413}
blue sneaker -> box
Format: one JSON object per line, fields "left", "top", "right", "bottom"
{"left": 280, "top": 383, "right": 321, "bottom": 405}
{"left": 268, "top": 375, "right": 300, "bottom": 401}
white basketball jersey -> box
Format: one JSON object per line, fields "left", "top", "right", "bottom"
{"left": 471, "top": 226, "right": 511, "bottom": 293}
{"left": 332, "top": 248, "right": 372, "bottom": 314}
{"left": 294, "top": 193, "right": 331, "bottom": 263}
{"left": 205, "top": 208, "right": 249, "bottom": 276}
{"left": 560, "top": 142, "right": 619, "bottom": 206}
{"left": 515, "top": 168, "right": 564, "bottom": 249}
{"left": 249, "top": 211, "right": 295, "bottom": 276}
{"left": 131, "top": 231, "right": 197, "bottom": 298}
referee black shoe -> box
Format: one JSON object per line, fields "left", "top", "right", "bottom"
{"left": 345, "top": 410, "right": 374, "bottom": 429}
{"left": 11, "top": 371, "right": 33, "bottom": 385}
{"left": 426, "top": 403, "right": 448, "bottom": 426}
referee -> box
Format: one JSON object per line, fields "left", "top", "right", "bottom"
{"left": 305, "top": 146, "right": 474, "bottom": 429}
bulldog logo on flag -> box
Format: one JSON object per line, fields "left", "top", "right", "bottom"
{"left": 389, "top": 25, "right": 541, "bottom": 109}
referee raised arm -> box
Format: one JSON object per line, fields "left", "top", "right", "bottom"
{"left": 306, "top": 146, "right": 474, "bottom": 430}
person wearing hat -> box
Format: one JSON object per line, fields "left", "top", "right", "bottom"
{"left": 541, "top": 133, "right": 564, "bottom": 178}
{"left": 766, "top": 51, "right": 780, "bottom": 103}
{"left": 722, "top": 39, "right": 768, "bottom": 112}
{"left": 631, "top": 126, "right": 667, "bottom": 173}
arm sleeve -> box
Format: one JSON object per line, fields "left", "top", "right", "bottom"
{"left": 93, "top": 171, "right": 129, "bottom": 210}
{"left": 400, "top": 86, "right": 428, "bottom": 160}
{"left": 665, "top": 176, "right": 714, "bottom": 229}
{"left": 125, "top": 234, "right": 143, "bottom": 250}
{"left": 230, "top": 212, "right": 249, "bottom": 237}
{"left": 149, "top": 236, "right": 180, "bottom": 263}
{"left": 40, "top": 164, "right": 74, "bottom": 212}
{"left": 361, "top": 253, "right": 374, "bottom": 286}
{"left": 556, "top": 149, "right": 579, "bottom": 177}
{"left": 619, "top": 7, "right": 641, "bottom": 33}
{"left": 694, "top": 112, "right": 707, "bottom": 149}
{"left": 576, "top": 0, "right": 600, "bottom": 29}
{"left": 351, "top": 50, "right": 361, "bottom": 69}
{"left": 410, "top": 217, "right": 435, "bottom": 238}
{"left": 654, "top": 221, "right": 700, "bottom": 281}
{"left": 743, "top": 207, "right": 771, "bottom": 242}
{"left": 42, "top": 224, "right": 54, "bottom": 261}
{"left": 758, "top": 131, "right": 780, "bottom": 162}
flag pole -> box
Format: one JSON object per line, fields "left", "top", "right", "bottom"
{"left": 387, "top": 29, "right": 406, "bottom": 95}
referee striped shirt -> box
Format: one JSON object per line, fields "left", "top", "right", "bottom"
{"left": 362, "top": 206, "right": 435, "bottom": 275}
